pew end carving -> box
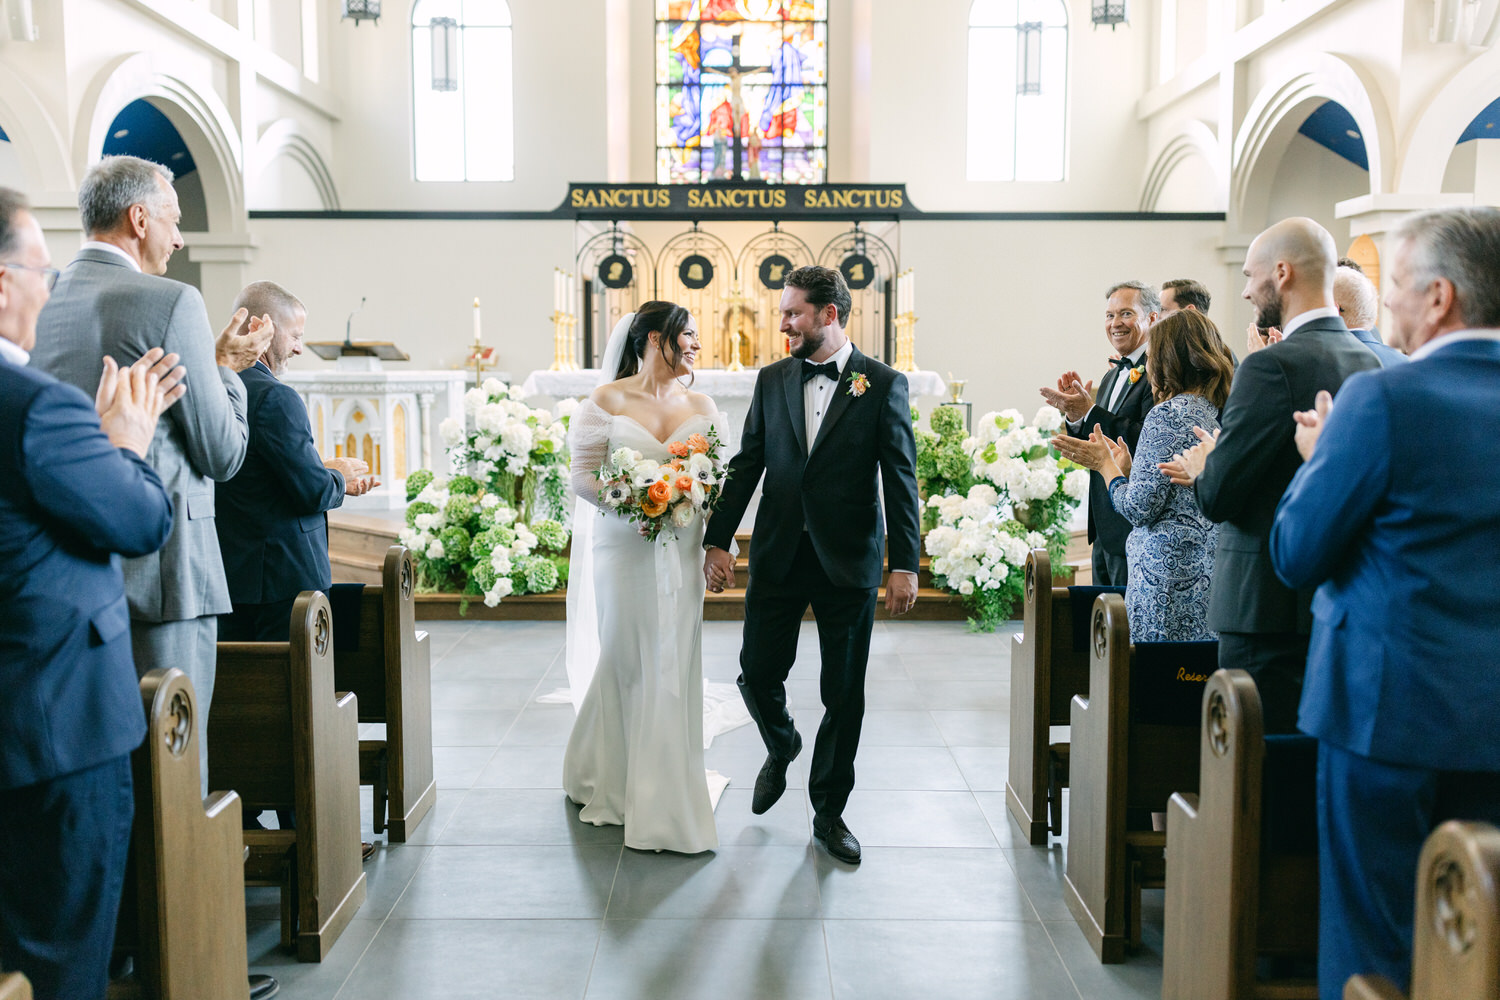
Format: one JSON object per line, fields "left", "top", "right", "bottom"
{"left": 1344, "top": 821, "right": 1500, "bottom": 1000}
{"left": 210, "top": 591, "right": 367, "bottom": 962}
{"left": 1163, "top": 668, "right": 1318, "bottom": 999}
{"left": 1063, "top": 593, "right": 1216, "bottom": 963}
{"left": 331, "top": 545, "right": 435, "bottom": 843}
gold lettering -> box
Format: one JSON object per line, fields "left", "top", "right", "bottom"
{"left": 860, "top": 190, "right": 874, "bottom": 208}
{"left": 1176, "top": 668, "right": 1210, "bottom": 682}
{"left": 892, "top": 190, "right": 904, "bottom": 208}
{"left": 571, "top": 190, "right": 585, "bottom": 207}
{"left": 687, "top": 189, "right": 704, "bottom": 208}
{"left": 834, "top": 191, "right": 855, "bottom": 208}
{"left": 773, "top": 190, "right": 787, "bottom": 208}
{"left": 875, "top": 190, "right": 892, "bottom": 208}
{"left": 804, "top": 190, "right": 818, "bottom": 208}
{"left": 655, "top": 189, "right": 671, "bottom": 207}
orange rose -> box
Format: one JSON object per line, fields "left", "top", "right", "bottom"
{"left": 686, "top": 433, "right": 709, "bottom": 454}
{"left": 670, "top": 458, "right": 685, "bottom": 471}
{"left": 641, "top": 497, "right": 668, "bottom": 517}
{"left": 668, "top": 440, "right": 690, "bottom": 458}
{"left": 646, "top": 480, "right": 672, "bottom": 510}
{"left": 674, "top": 475, "right": 695, "bottom": 494}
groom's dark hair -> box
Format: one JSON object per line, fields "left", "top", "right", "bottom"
{"left": 785, "top": 265, "right": 851, "bottom": 328}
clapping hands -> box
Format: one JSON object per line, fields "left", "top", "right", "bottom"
{"left": 95, "top": 348, "right": 187, "bottom": 457}
{"left": 216, "top": 307, "right": 276, "bottom": 372}
{"left": 1244, "top": 322, "right": 1283, "bottom": 356}
{"left": 1159, "top": 426, "right": 1220, "bottom": 486}
{"left": 324, "top": 457, "right": 379, "bottom": 496}
{"left": 1038, "top": 370, "right": 1093, "bottom": 423}
{"left": 1292, "top": 390, "right": 1334, "bottom": 460}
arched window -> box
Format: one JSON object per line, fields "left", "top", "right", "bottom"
{"left": 655, "top": 0, "right": 828, "bottom": 185}
{"left": 411, "top": 0, "right": 514, "bottom": 182}
{"left": 967, "top": 0, "right": 1068, "bottom": 181}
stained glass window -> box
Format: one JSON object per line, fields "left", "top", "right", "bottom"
{"left": 967, "top": 0, "right": 1068, "bottom": 181}
{"left": 411, "top": 0, "right": 514, "bottom": 182}
{"left": 656, "top": 0, "right": 828, "bottom": 185}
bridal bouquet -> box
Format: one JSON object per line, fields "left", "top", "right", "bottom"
{"left": 595, "top": 427, "right": 728, "bottom": 542}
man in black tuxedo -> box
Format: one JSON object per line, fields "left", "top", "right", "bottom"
{"left": 216, "top": 281, "right": 374, "bottom": 642}
{"left": 1161, "top": 217, "right": 1379, "bottom": 732}
{"left": 1040, "top": 280, "right": 1160, "bottom": 586}
{"left": 703, "top": 265, "right": 921, "bottom": 866}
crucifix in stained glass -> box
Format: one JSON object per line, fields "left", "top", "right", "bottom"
{"left": 656, "top": 0, "right": 828, "bottom": 185}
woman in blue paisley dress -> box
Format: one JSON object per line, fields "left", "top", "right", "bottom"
{"left": 1061, "top": 310, "right": 1236, "bottom": 640}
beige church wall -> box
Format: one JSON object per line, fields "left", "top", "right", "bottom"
{"left": 246, "top": 214, "right": 1231, "bottom": 423}
{"left": 1265, "top": 133, "right": 1371, "bottom": 243}
{"left": 868, "top": 1, "right": 1151, "bottom": 211}
{"left": 328, "top": 0, "right": 607, "bottom": 210}
{"left": 254, "top": 0, "right": 306, "bottom": 71}
{"left": 251, "top": 154, "right": 327, "bottom": 210}
{"left": 62, "top": 1, "right": 233, "bottom": 121}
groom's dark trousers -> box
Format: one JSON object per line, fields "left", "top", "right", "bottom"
{"left": 706, "top": 347, "right": 921, "bottom": 823}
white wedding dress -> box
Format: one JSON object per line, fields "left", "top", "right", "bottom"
{"left": 561, "top": 399, "right": 738, "bottom": 854}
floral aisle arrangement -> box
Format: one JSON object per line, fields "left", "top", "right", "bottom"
{"left": 399, "top": 472, "right": 569, "bottom": 608}
{"left": 919, "top": 405, "right": 1091, "bottom": 630}
{"left": 594, "top": 428, "right": 728, "bottom": 541}
{"left": 438, "top": 379, "right": 574, "bottom": 523}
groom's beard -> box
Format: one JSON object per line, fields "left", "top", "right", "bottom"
{"left": 789, "top": 322, "right": 829, "bottom": 360}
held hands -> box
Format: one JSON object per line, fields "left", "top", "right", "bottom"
{"left": 1158, "top": 426, "right": 1220, "bottom": 487}
{"left": 1292, "top": 390, "right": 1334, "bottom": 461}
{"left": 885, "top": 571, "right": 918, "bottom": 616}
{"left": 703, "top": 546, "right": 735, "bottom": 593}
{"left": 95, "top": 348, "right": 188, "bottom": 458}
{"left": 216, "top": 307, "right": 276, "bottom": 371}
{"left": 1038, "top": 370, "right": 1093, "bottom": 423}
{"left": 324, "top": 457, "right": 379, "bottom": 496}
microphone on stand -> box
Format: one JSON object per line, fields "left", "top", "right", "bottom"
{"left": 344, "top": 296, "right": 366, "bottom": 349}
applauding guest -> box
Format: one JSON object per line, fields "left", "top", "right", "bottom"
{"left": 1054, "top": 310, "right": 1234, "bottom": 640}
{"left": 216, "top": 281, "right": 376, "bottom": 642}
{"left": 1039, "top": 280, "right": 1160, "bottom": 586}
{"left": 29, "top": 155, "right": 272, "bottom": 792}
{"left": 1158, "top": 218, "right": 1379, "bottom": 732}
{"left": 0, "top": 187, "right": 185, "bottom": 1000}
{"left": 1333, "top": 265, "right": 1406, "bottom": 367}
{"left": 1270, "top": 206, "right": 1500, "bottom": 1000}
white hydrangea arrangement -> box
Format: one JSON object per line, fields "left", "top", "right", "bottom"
{"left": 922, "top": 405, "right": 1089, "bottom": 629}
{"left": 437, "top": 378, "right": 573, "bottom": 523}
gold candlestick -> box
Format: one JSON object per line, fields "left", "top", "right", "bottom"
{"left": 549, "top": 310, "right": 567, "bottom": 371}
{"left": 563, "top": 313, "right": 579, "bottom": 370}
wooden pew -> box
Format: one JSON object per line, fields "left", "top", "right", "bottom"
{"left": 1344, "top": 821, "right": 1500, "bottom": 1000}
{"left": 113, "top": 668, "right": 252, "bottom": 1000}
{"left": 1162, "top": 669, "right": 1318, "bottom": 999}
{"left": 1006, "top": 549, "right": 1123, "bottom": 845}
{"left": 209, "top": 591, "right": 366, "bottom": 963}
{"left": 329, "top": 545, "right": 435, "bottom": 843}
{"left": 1063, "top": 592, "right": 1218, "bottom": 962}
{"left": 0, "top": 973, "right": 31, "bottom": 1000}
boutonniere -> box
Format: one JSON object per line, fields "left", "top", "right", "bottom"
{"left": 846, "top": 372, "right": 870, "bottom": 397}
{"left": 1127, "top": 365, "right": 1145, "bottom": 384}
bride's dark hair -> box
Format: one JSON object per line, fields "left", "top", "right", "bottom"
{"left": 614, "top": 300, "right": 693, "bottom": 382}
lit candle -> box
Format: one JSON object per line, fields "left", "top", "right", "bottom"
{"left": 473, "top": 298, "right": 482, "bottom": 344}
{"left": 566, "top": 271, "right": 576, "bottom": 316}
{"left": 553, "top": 269, "right": 561, "bottom": 314}
{"left": 908, "top": 269, "right": 916, "bottom": 314}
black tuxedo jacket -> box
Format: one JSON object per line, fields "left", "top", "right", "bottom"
{"left": 704, "top": 347, "right": 922, "bottom": 590}
{"left": 1076, "top": 358, "right": 1155, "bottom": 553}
{"left": 215, "top": 362, "right": 345, "bottom": 604}
{"left": 1195, "top": 316, "right": 1380, "bottom": 634}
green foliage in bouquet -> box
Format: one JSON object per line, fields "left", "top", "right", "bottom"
{"left": 912, "top": 404, "right": 976, "bottom": 529}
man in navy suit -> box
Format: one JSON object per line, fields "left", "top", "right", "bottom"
{"left": 1271, "top": 206, "right": 1500, "bottom": 999}
{"left": 1334, "top": 265, "right": 1406, "bottom": 367}
{"left": 1161, "top": 218, "right": 1380, "bottom": 732}
{"left": 0, "top": 188, "right": 182, "bottom": 1000}
{"left": 702, "top": 265, "right": 921, "bottom": 865}
{"left": 216, "top": 281, "right": 373, "bottom": 642}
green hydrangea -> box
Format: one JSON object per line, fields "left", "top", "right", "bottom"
{"left": 530, "top": 518, "right": 567, "bottom": 551}
{"left": 448, "top": 475, "right": 481, "bottom": 496}
{"left": 405, "top": 500, "right": 439, "bottom": 527}
{"left": 929, "top": 406, "right": 964, "bottom": 439}
{"left": 443, "top": 496, "right": 475, "bottom": 526}
{"left": 471, "top": 560, "right": 498, "bottom": 592}
{"left": 514, "top": 554, "right": 559, "bottom": 593}
{"left": 470, "top": 526, "right": 510, "bottom": 556}
{"left": 404, "top": 469, "right": 434, "bottom": 501}
{"left": 936, "top": 442, "right": 970, "bottom": 480}
{"left": 437, "top": 525, "right": 471, "bottom": 562}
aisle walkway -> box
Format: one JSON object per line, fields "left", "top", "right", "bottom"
{"left": 244, "top": 620, "right": 1164, "bottom": 1000}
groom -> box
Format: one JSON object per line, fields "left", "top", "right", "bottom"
{"left": 703, "top": 265, "right": 922, "bottom": 865}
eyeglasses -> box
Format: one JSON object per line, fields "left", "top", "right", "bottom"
{"left": 0, "top": 262, "right": 61, "bottom": 291}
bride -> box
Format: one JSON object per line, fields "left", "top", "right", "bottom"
{"left": 562, "top": 301, "right": 735, "bottom": 854}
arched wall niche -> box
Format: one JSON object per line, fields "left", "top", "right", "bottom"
{"left": 1399, "top": 44, "right": 1500, "bottom": 195}
{"left": 1140, "top": 120, "right": 1226, "bottom": 212}
{"left": 251, "top": 119, "right": 340, "bottom": 211}
{"left": 1230, "top": 54, "right": 1391, "bottom": 238}
{"left": 0, "top": 63, "right": 75, "bottom": 201}
{"left": 75, "top": 52, "right": 245, "bottom": 234}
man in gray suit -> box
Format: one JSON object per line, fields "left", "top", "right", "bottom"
{"left": 31, "top": 155, "right": 272, "bottom": 793}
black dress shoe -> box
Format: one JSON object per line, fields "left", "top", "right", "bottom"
{"left": 751, "top": 731, "right": 802, "bottom": 815}
{"left": 813, "top": 815, "right": 861, "bottom": 865}
{"left": 249, "top": 974, "right": 279, "bottom": 1000}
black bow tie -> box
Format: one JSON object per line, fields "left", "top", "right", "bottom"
{"left": 803, "top": 361, "right": 840, "bottom": 383}
{"left": 1109, "top": 355, "right": 1138, "bottom": 370}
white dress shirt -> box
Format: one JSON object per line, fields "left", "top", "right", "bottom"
{"left": 81, "top": 241, "right": 142, "bottom": 273}
{"left": 0, "top": 337, "right": 30, "bottom": 366}
{"left": 1070, "top": 341, "right": 1147, "bottom": 433}
{"left": 803, "top": 339, "right": 855, "bottom": 449}
{"left": 1279, "top": 305, "right": 1341, "bottom": 339}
